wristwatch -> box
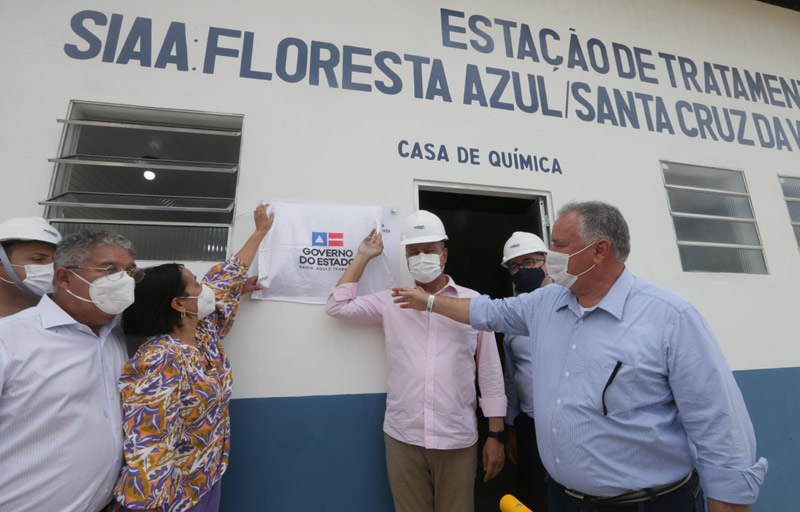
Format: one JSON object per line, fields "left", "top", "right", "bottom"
{"left": 486, "top": 430, "right": 506, "bottom": 443}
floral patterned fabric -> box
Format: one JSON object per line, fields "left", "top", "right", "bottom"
{"left": 114, "top": 258, "right": 248, "bottom": 512}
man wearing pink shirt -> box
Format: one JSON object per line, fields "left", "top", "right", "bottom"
{"left": 326, "top": 210, "right": 506, "bottom": 512}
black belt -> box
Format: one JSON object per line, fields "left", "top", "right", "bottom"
{"left": 562, "top": 471, "right": 695, "bottom": 508}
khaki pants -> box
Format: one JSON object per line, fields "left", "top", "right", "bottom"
{"left": 384, "top": 433, "right": 477, "bottom": 512}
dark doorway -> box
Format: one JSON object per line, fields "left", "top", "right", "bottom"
{"left": 756, "top": 0, "right": 800, "bottom": 13}
{"left": 418, "top": 188, "right": 547, "bottom": 300}
{"left": 418, "top": 186, "right": 548, "bottom": 512}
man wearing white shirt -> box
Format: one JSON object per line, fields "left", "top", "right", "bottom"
{"left": 0, "top": 230, "right": 142, "bottom": 512}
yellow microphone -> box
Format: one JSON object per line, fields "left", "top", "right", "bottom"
{"left": 499, "top": 494, "right": 533, "bottom": 512}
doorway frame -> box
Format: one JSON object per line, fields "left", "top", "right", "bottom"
{"left": 413, "top": 180, "right": 554, "bottom": 246}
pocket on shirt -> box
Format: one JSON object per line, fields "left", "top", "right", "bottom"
{"left": 583, "top": 357, "right": 636, "bottom": 418}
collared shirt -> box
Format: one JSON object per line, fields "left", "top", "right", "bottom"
{"left": 503, "top": 333, "right": 534, "bottom": 425}
{"left": 326, "top": 276, "right": 506, "bottom": 450}
{"left": 0, "top": 295, "right": 127, "bottom": 512}
{"left": 470, "top": 268, "right": 767, "bottom": 503}
{"left": 115, "top": 258, "right": 246, "bottom": 512}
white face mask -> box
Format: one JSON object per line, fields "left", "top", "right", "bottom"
{"left": 546, "top": 242, "right": 596, "bottom": 289}
{"left": 0, "top": 263, "right": 55, "bottom": 296}
{"left": 67, "top": 270, "right": 136, "bottom": 315}
{"left": 407, "top": 253, "right": 443, "bottom": 284}
{"left": 180, "top": 284, "right": 216, "bottom": 319}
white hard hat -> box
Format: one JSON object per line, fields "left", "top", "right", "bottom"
{"left": 501, "top": 231, "right": 548, "bottom": 267}
{"left": 0, "top": 217, "right": 62, "bottom": 245}
{"left": 400, "top": 210, "right": 448, "bottom": 245}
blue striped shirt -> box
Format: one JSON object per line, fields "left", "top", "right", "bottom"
{"left": 470, "top": 268, "right": 767, "bottom": 502}
{"left": 503, "top": 333, "right": 535, "bottom": 425}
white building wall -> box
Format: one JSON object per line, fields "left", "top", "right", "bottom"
{"left": 1, "top": 0, "right": 798, "bottom": 403}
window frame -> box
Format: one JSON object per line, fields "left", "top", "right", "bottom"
{"left": 778, "top": 175, "right": 800, "bottom": 250}
{"left": 660, "top": 160, "right": 767, "bottom": 274}
{"left": 42, "top": 100, "right": 244, "bottom": 262}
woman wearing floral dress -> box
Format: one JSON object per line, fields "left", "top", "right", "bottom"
{"left": 114, "top": 204, "right": 273, "bottom": 512}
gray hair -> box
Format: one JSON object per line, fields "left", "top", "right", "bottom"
{"left": 54, "top": 230, "right": 135, "bottom": 269}
{"left": 557, "top": 201, "right": 630, "bottom": 262}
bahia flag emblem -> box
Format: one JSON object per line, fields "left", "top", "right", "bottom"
{"left": 312, "top": 232, "right": 344, "bottom": 247}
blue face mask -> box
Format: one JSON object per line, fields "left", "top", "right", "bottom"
{"left": 511, "top": 267, "right": 546, "bottom": 294}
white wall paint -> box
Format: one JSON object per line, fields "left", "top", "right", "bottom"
{"left": 1, "top": 0, "right": 798, "bottom": 399}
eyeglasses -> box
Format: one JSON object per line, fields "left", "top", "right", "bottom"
{"left": 508, "top": 257, "right": 546, "bottom": 275}
{"left": 66, "top": 265, "right": 145, "bottom": 283}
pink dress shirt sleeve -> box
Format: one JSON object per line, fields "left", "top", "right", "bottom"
{"left": 325, "top": 282, "right": 386, "bottom": 324}
{"left": 475, "top": 329, "right": 507, "bottom": 419}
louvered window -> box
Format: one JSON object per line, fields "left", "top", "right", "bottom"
{"left": 42, "top": 101, "right": 242, "bottom": 261}
{"left": 661, "top": 161, "right": 766, "bottom": 274}
{"left": 779, "top": 176, "right": 800, "bottom": 248}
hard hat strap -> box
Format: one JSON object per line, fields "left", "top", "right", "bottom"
{"left": 0, "top": 244, "right": 40, "bottom": 298}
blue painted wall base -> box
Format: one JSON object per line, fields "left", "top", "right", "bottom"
{"left": 222, "top": 368, "right": 797, "bottom": 511}
{"left": 221, "top": 393, "right": 395, "bottom": 511}
{"left": 734, "top": 367, "right": 798, "bottom": 511}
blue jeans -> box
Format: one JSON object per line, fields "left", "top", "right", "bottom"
{"left": 546, "top": 472, "right": 704, "bottom": 512}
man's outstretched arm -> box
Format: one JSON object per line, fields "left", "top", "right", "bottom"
{"left": 391, "top": 287, "right": 471, "bottom": 324}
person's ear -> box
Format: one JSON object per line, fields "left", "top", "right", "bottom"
{"left": 593, "top": 239, "right": 612, "bottom": 262}
{"left": 54, "top": 267, "right": 71, "bottom": 290}
{"left": 171, "top": 296, "right": 187, "bottom": 317}
{"left": 440, "top": 248, "right": 448, "bottom": 267}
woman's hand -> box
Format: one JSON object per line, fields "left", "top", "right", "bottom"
{"left": 242, "top": 275, "right": 262, "bottom": 295}
{"left": 235, "top": 204, "right": 275, "bottom": 268}
{"left": 254, "top": 204, "right": 274, "bottom": 234}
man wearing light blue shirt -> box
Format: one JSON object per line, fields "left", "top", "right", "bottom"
{"left": 393, "top": 201, "right": 767, "bottom": 512}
